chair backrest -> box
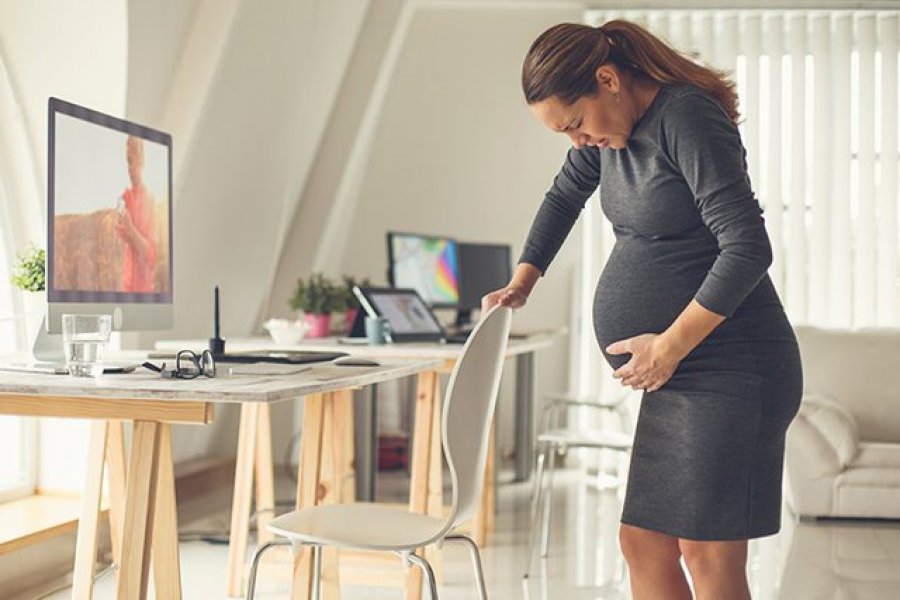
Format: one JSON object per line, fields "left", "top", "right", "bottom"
{"left": 440, "top": 306, "right": 512, "bottom": 531}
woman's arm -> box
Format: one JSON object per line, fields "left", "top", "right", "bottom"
{"left": 484, "top": 146, "right": 601, "bottom": 312}
{"left": 518, "top": 145, "right": 602, "bottom": 274}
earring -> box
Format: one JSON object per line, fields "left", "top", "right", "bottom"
{"left": 615, "top": 92, "right": 620, "bottom": 104}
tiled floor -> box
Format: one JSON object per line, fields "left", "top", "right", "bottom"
{"left": 45, "top": 468, "right": 900, "bottom": 599}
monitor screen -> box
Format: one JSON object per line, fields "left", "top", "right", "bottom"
{"left": 387, "top": 232, "right": 459, "bottom": 307}
{"left": 458, "top": 243, "right": 513, "bottom": 311}
{"left": 46, "top": 98, "right": 173, "bottom": 331}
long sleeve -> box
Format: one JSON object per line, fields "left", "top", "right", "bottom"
{"left": 518, "top": 145, "right": 601, "bottom": 274}
{"left": 660, "top": 91, "right": 773, "bottom": 317}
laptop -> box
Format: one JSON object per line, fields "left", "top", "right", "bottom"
{"left": 352, "top": 286, "right": 470, "bottom": 344}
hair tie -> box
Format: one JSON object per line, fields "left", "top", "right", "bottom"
{"left": 598, "top": 25, "right": 615, "bottom": 46}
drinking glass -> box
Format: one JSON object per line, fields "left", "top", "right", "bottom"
{"left": 62, "top": 314, "right": 112, "bottom": 377}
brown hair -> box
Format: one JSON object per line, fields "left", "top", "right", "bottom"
{"left": 522, "top": 20, "right": 740, "bottom": 123}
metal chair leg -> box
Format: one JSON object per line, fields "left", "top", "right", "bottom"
{"left": 312, "top": 544, "right": 323, "bottom": 600}
{"left": 407, "top": 552, "right": 439, "bottom": 599}
{"left": 523, "top": 443, "right": 548, "bottom": 581}
{"left": 540, "top": 446, "right": 558, "bottom": 559}
{"left": 529, "top": 444, "right": 547, "bottom": 529}
{"left": 245, "top": 538, "right": 292, "bottom": 600}
{"left": 446, "top": 534, "right": 488, "bottom": 600}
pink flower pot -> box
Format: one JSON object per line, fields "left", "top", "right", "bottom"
{"left": 344, "top": 308, "right": 358, "bottom": 335}
{"left": 303, "top": 313, "right": 331, "bottom": 338}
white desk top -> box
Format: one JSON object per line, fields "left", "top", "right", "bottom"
{"left": 0, "top": 357, "right": 443, "bottom": 404}
{"left": 155, "top": 330, "right": 562, "bottom": 360}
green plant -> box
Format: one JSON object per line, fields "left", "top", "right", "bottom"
{"left": 289, "top": 272, "right": 341, "bottom": 315}
{"left": 338, "top": 275, "right": 372, "bottom": 311}
{"left": 11, "top": 246, "right": 45, "bottom": 292}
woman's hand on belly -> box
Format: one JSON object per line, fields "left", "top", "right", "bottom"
{"left": 606, "top": 333, "right": 681, "bottom": 393}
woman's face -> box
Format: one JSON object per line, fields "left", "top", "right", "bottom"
{"left": 529, "top": 65, "right": 635, "bottom": 150}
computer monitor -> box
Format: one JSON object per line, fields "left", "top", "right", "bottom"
{"left": 456, "top": 242, "right": 512, "bottom": 327}
{"left": 46, "top": 97, "right": 173, "bottom": 334}
{"left": 386, "top": 232, "right": 459, "bottom": 308}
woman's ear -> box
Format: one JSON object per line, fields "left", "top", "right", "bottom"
{"left": 594, "top": 64, "right": 621, "bottom": 94}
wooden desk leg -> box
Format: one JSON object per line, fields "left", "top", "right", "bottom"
{"left": 72, "top": 420, "right": 108, "bottom": 600}
{"left": 255, "top": 403, "right": 276, "bottom": 546}
{"left": 226, "top": 403, "right": 261, "bottom": 597}
{"left": 152, "top": 423, "right": 183, "bottom": 599}
{"left": 116, "top": 421, "right": 162, "bottom": 600}
{"left": 292, "top": 393, "right": 326, "bottom": 600}
{"left": 106, "top": 420, "right": 127, "bottom": 567}
{"left": 333, "top": 389, "right": 355, "bottom": 504}
{"left": 473, "top": 424, "right": 496, "bottom": 547}
{"left": 319, "top": 394, "right": 341, "bottom": 600}
{"left": 405, "top": 371, "right": 439, "bottom": 600}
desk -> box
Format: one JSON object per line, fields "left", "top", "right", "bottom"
{"left": 0, "top": 358, "right": 439, "bottom": 600}
{"left": 157, "top": 331, "right": 559, "bottom": 598}
{"left": 158, "top": 332, "right": 559, "bottom": 487}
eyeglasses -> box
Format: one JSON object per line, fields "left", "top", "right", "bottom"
{"left": 142, "top": 349, "right": 217, "bottom": 379}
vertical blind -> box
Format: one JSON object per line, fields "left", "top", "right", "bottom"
{"left": 576, "top": 9, "right": 900, "bottom": 399}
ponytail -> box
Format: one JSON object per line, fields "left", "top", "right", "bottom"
{"left": 522, "top": 20, "right": 740, "bottom": 124}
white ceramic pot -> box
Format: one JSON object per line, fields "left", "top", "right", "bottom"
{"left": 263, "top": 318, "right": 308, "bottom": 346}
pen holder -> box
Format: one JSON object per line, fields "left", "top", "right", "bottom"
{"left": 209, "top": 337, "right": 225, "bottom": 354}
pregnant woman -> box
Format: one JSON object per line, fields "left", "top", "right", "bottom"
{"left": 482, "top": 20, "right": 802, "bottom": 599}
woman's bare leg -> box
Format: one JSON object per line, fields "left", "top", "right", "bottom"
{"left": 619, "top": 524, "right": 692, "bottom": 600}
{"left": 679, "top": 538, "right": 750, "bottom": 600}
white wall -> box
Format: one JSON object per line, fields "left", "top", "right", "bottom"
{"left": 1, "top": 0, "right": 588, "bottom": 482}
{"left": 263, "top": 0, "right": 587, "bottom": 459}
{"left": 335, "top": 3, "right": 584, "bottom": 456}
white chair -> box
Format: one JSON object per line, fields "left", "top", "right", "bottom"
{"left": 245, "top": 306, "right": 513, "bottom": 599}
{"left": 523, "top": 390, "right": 634, "bottom": 585}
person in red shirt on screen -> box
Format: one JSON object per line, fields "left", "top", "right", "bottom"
{"left": 115, "top": 136, "right": 158, "bottom": 293}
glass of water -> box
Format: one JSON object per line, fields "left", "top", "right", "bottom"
{"left": 62, "top": 314, "right": 112, "bottom": 378}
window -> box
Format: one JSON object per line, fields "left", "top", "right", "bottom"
{"left": 0, "top": 127, "right": 37, "bottom": 503}
{"left": 585, "top": 9, "right": 900, "bottom": 328}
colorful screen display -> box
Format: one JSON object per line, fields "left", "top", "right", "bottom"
{"left": 388, "top": 233, "right": 459, "bottom": 306}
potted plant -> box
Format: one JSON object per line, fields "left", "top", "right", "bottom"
{"left": 11, "top": 245, "right": 46, "bottom": 293}
{"left": 11, "top": 245, "right": 46, "bottom": 334}
{"left": 338, "top": 275, "right": 371, "bottom": 334}
{"left": 289, "top": 272, "right": 340, "bottom": 338}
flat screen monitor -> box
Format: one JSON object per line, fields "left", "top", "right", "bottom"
{"left": 46, "top": 97, "right": 173, "bottom": 333}
{"left": 452, "top": 242, "right": 512, "bottom": 328}
{"left": 386, "top": 232, "right": 459, "bottom": 308}
{"left": 458, "top": 243, "right": 513, "bottom": 311}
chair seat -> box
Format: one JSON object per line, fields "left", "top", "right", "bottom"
{"left": 268, "top": 503, "right": 447, "bottom": 552}
{"left": 537, "top": 428, "right": 632, "bottom": 451}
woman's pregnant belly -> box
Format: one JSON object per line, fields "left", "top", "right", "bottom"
{"left": 593, "top": 235, "right": 715, "bottom": 371}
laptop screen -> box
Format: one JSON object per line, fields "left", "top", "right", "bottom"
{"left": 353, "top": 287, "right": 446, "bottom": 342}
{"left": 366, "top": 290, "right": 443, "bottom": 335}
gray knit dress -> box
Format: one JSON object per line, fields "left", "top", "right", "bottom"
{"left": 520, "top": 84, "right": 803, "bottom": 541}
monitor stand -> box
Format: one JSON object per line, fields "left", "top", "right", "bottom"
{"left": 453, "top": 308, "right": 473, "bottom": 330}
{"left": 32, "top": 315, "right": 65, "bottom": 363}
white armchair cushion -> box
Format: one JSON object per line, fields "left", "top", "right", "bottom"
{"left": 835, "top": 467, "right": 900, "bottom": 518}
{"left": 800, "top": 393, "right": 860, "bottom": 468}
{"left": 852, "top": 442, "right": 900, "bottom": 469}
